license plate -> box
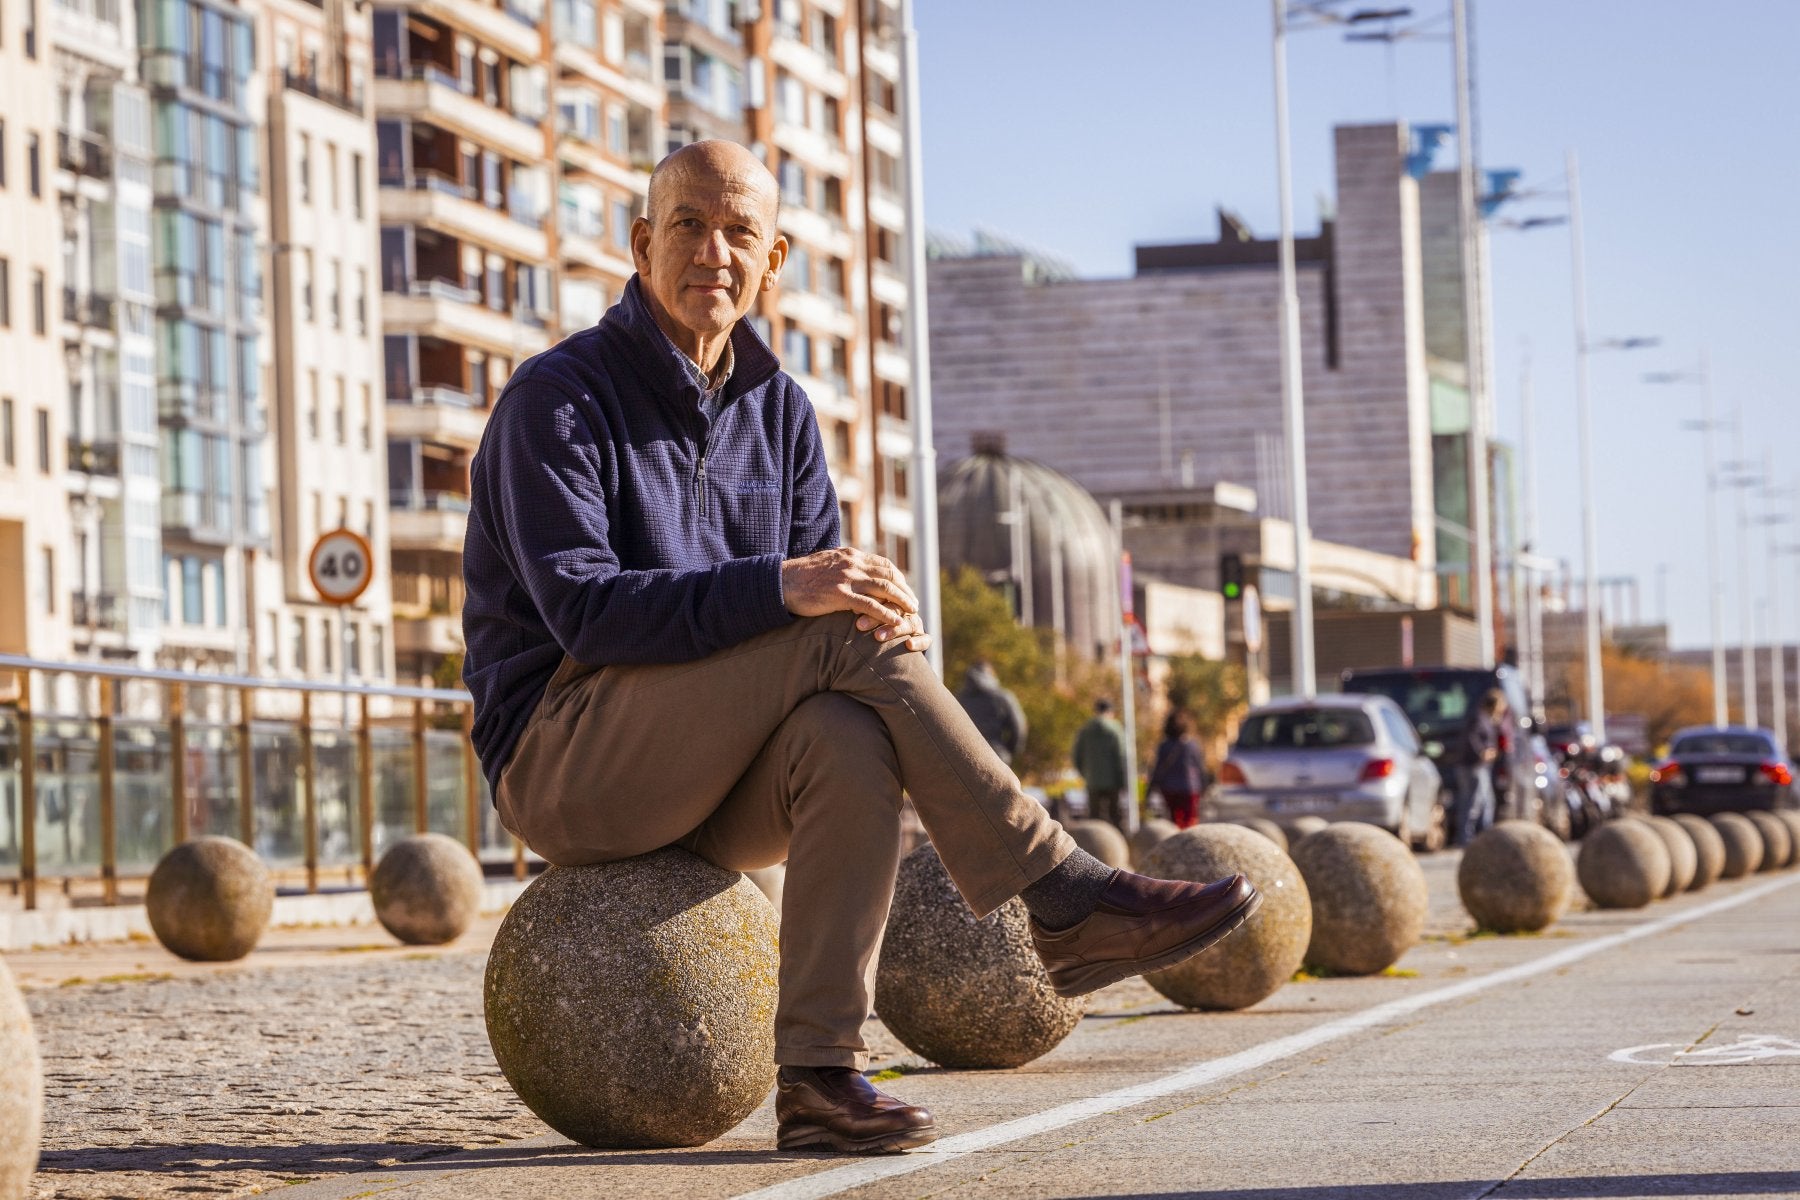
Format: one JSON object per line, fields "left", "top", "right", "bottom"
{"left": 1695, "top": 766, "right": 1746, "bottom": 784}
{"left": 1272, "top": 794, "right": 1335, "bottom": 813}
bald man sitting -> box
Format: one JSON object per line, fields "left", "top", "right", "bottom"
{"left": 463, "top": 141, "right": 1259, "bottom": 1154}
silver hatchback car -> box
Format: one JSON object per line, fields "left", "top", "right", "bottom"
{"left": 1211, "top": 694, "right": 1444, "bottom": 848}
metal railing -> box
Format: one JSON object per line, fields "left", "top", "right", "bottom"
{"left": 0, "top": 654, "right": 527, "bottom": 911}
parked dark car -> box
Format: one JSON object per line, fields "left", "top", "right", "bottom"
{"left": 1340, "top": 665, "right": 1540, "bottom": 827}
{"left": 1649, "top": 726, "right": 1797, "bottom": 815}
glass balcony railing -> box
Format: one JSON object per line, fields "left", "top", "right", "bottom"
{"left": 390, "top": 488, "right": 472, "bottom": 513}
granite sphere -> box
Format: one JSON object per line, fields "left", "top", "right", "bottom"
{"left": 1140, "top": 824, "right": 1310, "bottom": 1010}
{"left": 484, "top": 848, "right": 779, "bottom": 1148}
{"left": 1456, "top": 821, "right": 1574, "bottom": 933}
{"left": 1278, "top": 815, "right": 1331, "bottom": 844}
{"left": 0, "top": 958, "right": 41, "bottom": 1200}
{"left": 1576, "top": 821, "right": 1671, "bottom": 910}
{"left": 1745, "top": 811, "right": 1794, "bottom": 870}
{"left": 1290, "top": 823, "right": 1427, "bottom": 976}
{"left": 875, "top": 844, "right": 1084, "bottom": 1069}
{"left": 1231, "top": 817, "right": 1289, "bottom": 854}
{"left": 371, "top": 833, "right": 485, "bottom": 945}
{"left": 146, "top": 836, "right": 274, "bottom": 962}
{"left": 1129, "top": 818, "right": 1181, "bottom": 867}
{"left": 745, "top": 865, "right": 785, "bottom": 910}
{"left": 1642, "top": 817, "right": 1698, "bottom": 896}
{"left": 1671, "top": 814, "right": 1726, "bottom": 890}
{"left": 1710, "top": 813, "right": 1764, "bottom": 878}
{"left": 1778, "top": 812, "right": 1800, "bottom": 866}
{"left": 1066, "top": 819, "right": 1131, "bottom": 868}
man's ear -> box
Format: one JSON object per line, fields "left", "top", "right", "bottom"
{"left": 630, "top": 216, "right": 654, "bottom": 276}
{"left": 762, "top": 233, "right": 790, "bottom": 291}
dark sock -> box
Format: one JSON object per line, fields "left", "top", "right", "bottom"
{"left": 1018, "top": 849, "right": 1118, "bottom": 931}
{"left": 779, "top": 1065, "right": 859, "bottom": 1088}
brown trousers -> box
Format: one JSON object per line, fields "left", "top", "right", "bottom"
{"left": 496, "top": 610, "right": 1075, "bottom": 1068}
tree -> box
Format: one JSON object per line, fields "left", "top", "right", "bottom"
{"left": 938, "top": 566, "right": 1117, "bottom": 784}
{"left": 1156, "top": 653, "right": 1249, "bottom": 763}
{"left": 1556, "top": 644, "right": 1716, "bottom": 754}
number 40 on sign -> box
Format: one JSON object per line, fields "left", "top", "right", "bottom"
{"left": 308, "top": 528, "right": 375, "bottom": 606}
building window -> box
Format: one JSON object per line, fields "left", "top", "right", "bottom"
{"left": 299, "top": 134, "right": 311, "bottom": 203}
{"left": 24, "top": 0, "right": 38, "bottom": 57}
{"left": 300, "top": 249, "right": 314, "bottom": 320}
{"left": 355, "top": 268, "right": 367, "bottom": 334}
{"left": 611, "top": 200, "right": 630, "bottom": 250}
{"left": 35, "top": 408, "right": 50, "bottom": 473}
{"left": 292, "top": 615, "right": 308, "bottom": 672}
{"left": 265, "top": 613, "right": 279, "bottom": 671}
{"left": 41, "top": 547, "right": 55, "bottom": 614}
{"left": 350, "top": 152, "right": 364, "bottom": 218}
{"left": 329, "top": 259, "right": 341, "bottom": 328}
{"left": 30, "top": 269, "right": 45, "bottom": 335}
{"left": 371, "top": 625, "right": 385, "bottom": 678}
{"left": 27, "top": 134, "right": 41, "bottom": 197}
{"left": 346, "top": 621, "right": 362, "bottom": 675}
{"left": 0, "top": 120, "right": 7, "bottom": 188}
{"left": 181, "top": 557, "right": 203, "bottom": 624}
{"left": 320, "top": 616, "right": 333, "bottom": 671}
{"left": 360, "top": 385, "right": 372, "bottom": 449}
{"left": 0, "top": 258, "right": 8, "bottom": 325}
{"left": 328, "top": 142, "right": 340, "bottom": 209}
{"left": 1, "top": 398, "right": 13, "bottom": 466}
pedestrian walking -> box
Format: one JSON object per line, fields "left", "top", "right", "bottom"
{"left": 956, "top": 660, "right": 1028, "bottom": 765}
{"left": 1448, "top": 689, "right": 1503, "bottom": 846}
{"left": 1072, "top": 698, "right": 1133, "bottom": 827}
{"left": 462, "top": 140, "right": 1258, "bottom": 1156}
{"left": 1149, "top": 709, "right": 1209, "bottom": 829}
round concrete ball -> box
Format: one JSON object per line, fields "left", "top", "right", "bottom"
{"left": 1291, "top": 823, "right": 1427, "bottom": 976}
{"left": 1140, "top": 824, "right": 1310, "bottom": 1011}
{"left": 1066, "top": 819, "right": 1131, "bottom": 869}
{"left": 875, "top": 844, "right": 1084, "bottom": 1069}
{"left": 1672, "top": 814, "right": 1726, "bottom": 891}
{"left": 1643, "top": 817, "right": 1698, "bottom": 897}
{"left": 1279, "top": 815, "right": 1331, "bottom": 844}
{"left": 1129, "top": 818, "right": 1180, "bottom": 868}
{"left": 1456, "top": 821, "right": 1574, "bottom": 933}
{"left": 145, "top": 836, "right": 274, "bottom": 962}
{"left": 1710, "top": 813, "right": 1764, "bottom": 879}
{"left": 1576, "top": 821, "right": 1671, "bottom": 910}
{"left": 1231, "top": 817, "right": 1289, "bottom": 855}
{"left": 371, "top": 833, "right": 485, "bottom": 946}
{"left": 1778, "top": 812, "right": 1800, "bottom": 867}
{"left": 1744, "top": 811, "right": 1793, "bottom": 871}
{"left": 483, "top": 847, "right": 779, "bottom": 1148}
{"left": 0, "top": 958, "right": 43, "bottom": 1200}
{"left": 745, "top": 865, "right": 784, "bottom": 910}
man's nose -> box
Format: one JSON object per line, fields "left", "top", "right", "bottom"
{"left": 695, "top": 229, "right": 730, "bottom": 267}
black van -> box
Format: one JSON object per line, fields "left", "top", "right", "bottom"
{"left": 1339, "top": 665, "right": 1541, "bottom": 830}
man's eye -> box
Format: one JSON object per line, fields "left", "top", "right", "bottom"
{"left": 676, "top": 218, "right": 703, "bottom": 230}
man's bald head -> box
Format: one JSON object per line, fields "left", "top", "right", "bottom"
{"left": 647, "top": 140, "right": 781, "bottom": 227}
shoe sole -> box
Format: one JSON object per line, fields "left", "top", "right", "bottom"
{"left": 777, "top": 1124, "right": 940, "bottom": 1154}
{"left": 1047, "top": 888, "right": 1264, "bottom": 999}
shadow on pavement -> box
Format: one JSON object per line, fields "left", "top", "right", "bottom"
{"left": 1075, "top": 1173, "right": 1800, "bottom": 1199}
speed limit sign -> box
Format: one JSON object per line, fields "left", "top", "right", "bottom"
{"left": 308, "top": 528, "right": 374, "bottom": 606}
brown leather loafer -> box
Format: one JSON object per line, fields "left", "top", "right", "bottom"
{"left": 1030, "top": 870, "right": 1261, "bottom": 998}
{"left": 775, "top": 1066, "right": 939, "bottom": 1154}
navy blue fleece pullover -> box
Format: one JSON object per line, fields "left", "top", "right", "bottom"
{"left": 462, "top": 276, "right": 840, "bottom": 792}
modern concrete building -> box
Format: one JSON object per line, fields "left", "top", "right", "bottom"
{"left": 927, "top": 122, "right": 1500, "bottom": 622}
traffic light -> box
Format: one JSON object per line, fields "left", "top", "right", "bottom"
{"left": 1219, "top": 553, "right": 1245, "bottom": 601}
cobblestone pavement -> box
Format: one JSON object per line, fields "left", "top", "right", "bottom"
{"left": 18, "top": 851, "right": 1483, "bottom": 1199}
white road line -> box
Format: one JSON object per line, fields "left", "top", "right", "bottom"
{"left": 733, "top": 873, "right": 1800, "bottom": 1200}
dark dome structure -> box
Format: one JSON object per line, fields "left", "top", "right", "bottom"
{"left": 938, "top": 439, "right": 1121, "bottom": 661}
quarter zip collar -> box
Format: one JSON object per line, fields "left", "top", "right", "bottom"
{"left": 607, "top": 276, "right": 782, "bottom": 419}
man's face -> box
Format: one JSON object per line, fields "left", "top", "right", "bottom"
{"left": 631, "top": 161, "right": 786, "bottom": 346}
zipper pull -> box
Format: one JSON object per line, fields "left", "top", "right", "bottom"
{"left": 696, "top": 455, "right": 707, "bottom": 517}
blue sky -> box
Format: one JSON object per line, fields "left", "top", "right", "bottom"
{"left": 912, "top": 0, "right": 1800, "bottom": 654}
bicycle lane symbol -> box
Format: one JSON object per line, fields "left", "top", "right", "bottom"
{"left": 1609, "top": 1035, "right": 1800, "bottom": 1066}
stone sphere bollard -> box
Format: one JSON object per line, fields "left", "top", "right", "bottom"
{"left": 483, "top": 847, "right": 779, "bottom": 1148}
{"left": 1278, "top": 815, "right": 1330, "bottom": 844}
{"left": 1290, "top": 823, "right": 1427, "bottom": 976}
{"left": 1710, "top": 813, "right": 1764, "bottom": 878}
{"left": 1457, "top": 821, "right": 1574, "bottom": 933}
{"left": 1576, "top": 821, "right": 1672, "bottom": 910}
{"left": 1778, "top": 812, "right": 1800, "bottom": 866}
{"left": 1642, "top": 817, "right": 1698, "bottom": 897}
{"left": 146, "top": 836, "right": 274, "bottom": 962}
{"left": 0, "top": 958, "right": 42, "bottom": 1200}
{"left": 1672, "top": 814, "right": 1726, "bottom": 891}
{"left": 370, "top": 833, "right": 485, "bottom": 946}
{"left": 1129, "top": 818, "right": 1180, "bottom": 868}
{"left": 745, "top": 865, "right": 785, "bottom": 910}
{"left": 1745, "top": 811, "right": 1794, "bottom": 871}
{"left": 1140, "top": 825, "right": 1310, "bottom": 1010}
{"left": 1230, "top": 817, "right": 1289, "bottom": 854}
{"left": 1066, "top": 819, "right": 1131, "bottom": 869}
{"left": 874, "top": 845, "right": 1085, "bottom": 1069}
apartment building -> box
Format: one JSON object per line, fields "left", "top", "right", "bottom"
{"left": 0, "top": 0, "right": 78, "bottom": 666}
{"left": 259, "top": 0, "right": 395, "bottom": 683}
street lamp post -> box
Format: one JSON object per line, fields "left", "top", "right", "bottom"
{"left": 1721, "top": 419, "right": 1761, "bottom": 728}
{"left": 1758, "top": 505, "right": 1790, "bottom": 744}
{"left": 1451, "top": 0, "right": 1495, "bottom": 668}
{"left": 898, "top": 0, "right": 942, "bottom": 678}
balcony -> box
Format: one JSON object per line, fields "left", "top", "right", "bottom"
{"left": 381, "top": 280, "right": 552, "bottom": 357}
{"left": 768, "top": 34, "right": 848, "bottom": 98}
{"left": 58, "top": 130, "right": 113, "bottom": 179}
{"left": 379, "top": 171, "right": 549, "bottom": 263}
{"left": 386, "top": 388, "right": 489, "bottom": 449}
{"left": 281, "top": 68, "right": 365, "bottom": 116}
{"left": 66, "top": 438, "right": 121, "bottom": 476}
{"left": 870, "top": 258, "right": 908, "bottom": 307}
{"left": 70, "top": 590, "right": 127, "bottom": 633}
{"left": 395, "top": 613, "right": 465, "bottom": 657}
{"left": 389, "top": 490, "right": 470, "bottom": 553}
{"left": 372, "top": 73, "right": 543, "bottom": 163}
{"left": 161, "top": 490, "right": 235, "bottom": 544}
{"left": 62, "top": 286, "right": 117, "bottom": 330}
